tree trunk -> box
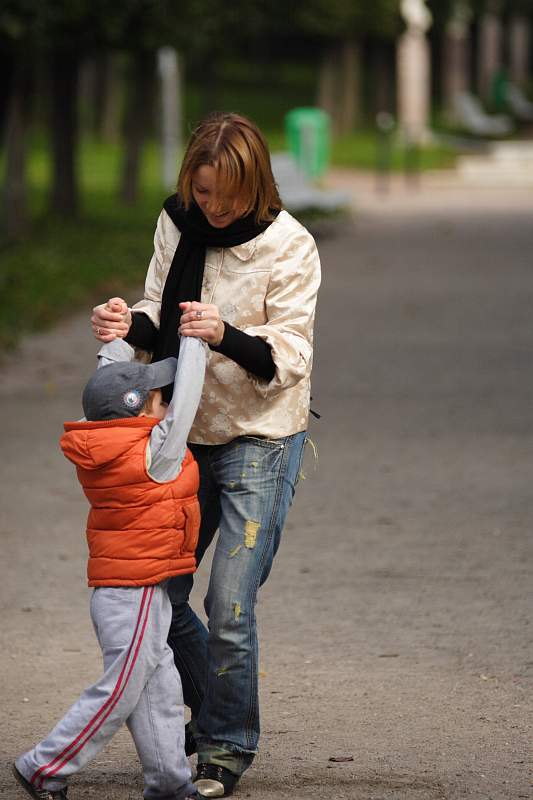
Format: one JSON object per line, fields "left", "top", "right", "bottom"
{"left": 3, "top": 61, "right": 33, "bottom": 238}
{"left": 317, "top": 41, "right": 362, "bottom": 136}
{"left": 201, "top": 56, "right": 219, "bottom": 118}
{"left": 509, "top": 15, "right": 530, "bottom": 86}
{"left": 477, "top": 10, "right": 502, "bottom": 102}
{"left": 374, "top": 42, "right": 394, "bottom": 116}
{"left": 158, "top": 47, "right": 182, "bottom": 191}
{"left": 338, "top": 38, "right": 361, "bottom": 134}
{"left": 79, "top": 57, "right": 96, "bottom": 133}
{"left": 443, "top": 10, "right": 471, "bottom": 116}
{"left": 317, "top": 45, "right": 338, "bottom": 123}
{"left": 50, "top": 50, "right": 80, "bottom": 217}
{"left": 0, "top": 49, "right": 15, "bottom": 136}
{"left": 120, "top": 51, "right": 154, "bottom": 206}
{"left": 99, "top": 52, "right": 122, "bottom": 142}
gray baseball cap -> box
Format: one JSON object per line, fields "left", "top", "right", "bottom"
{"left": 82, "top": 358, "right": 178, "bottom": 421}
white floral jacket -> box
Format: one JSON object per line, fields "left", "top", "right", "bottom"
{"left": 131, "top": 208, "right": 321, "bottom": 444}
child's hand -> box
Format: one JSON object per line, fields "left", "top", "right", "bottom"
{"left": 106, "top": 298, "right": 128, "bottom": 315}
{"left": 91, "top": 296, "right": 132, "bottom": 342}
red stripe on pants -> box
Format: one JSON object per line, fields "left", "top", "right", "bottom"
{"left": 32, "top": 586, "right": 154, "bottom": 788}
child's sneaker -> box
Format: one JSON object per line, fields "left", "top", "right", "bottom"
{"left": 12, "top": 764, "right": 68, "bottom": 799}
{"left": 194, "top": 763, "right": 239, "bottom": 797}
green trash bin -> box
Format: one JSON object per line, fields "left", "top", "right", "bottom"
{"left": 285, "top": 107, "right": 330, "bottom": 180}
{"left": 491, "top": 68, "right": 509, "bottom": 113}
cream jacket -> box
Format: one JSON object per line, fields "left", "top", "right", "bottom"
{"left": 131, "top": 208, "right": 321, "bottom": 445}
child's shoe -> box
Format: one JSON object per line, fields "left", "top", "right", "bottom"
{"left": 12, "top": 764, "right": 68, "bottom": 799}
{"left": 194, "top": 763, "right": 239, "bottom": 797}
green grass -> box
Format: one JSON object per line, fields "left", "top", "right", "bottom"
{"left": 0, "top": 137, "right": 166, "bottom": 351}
{"left": 330, "top": 130, "right": 457, "bottom": 171}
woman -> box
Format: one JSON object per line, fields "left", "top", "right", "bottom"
{"left": 91, "top": 112, "right": 321, "bottom": 798}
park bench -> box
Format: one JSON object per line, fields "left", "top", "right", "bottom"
{"left": 452, "top": 92, "right": 514, "bottom": 137}
{"left": 271, "top": 153, "right": 350, "bottom": 214}
{"left": 506, "top": 84, "right": 533, "bottom": 123}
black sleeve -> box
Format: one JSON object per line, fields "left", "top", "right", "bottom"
{"left": 210, "top": 322, "right": 276, "bottom": 382}
{"left": 124, "top": 312, "right": 158, "bottom": 352}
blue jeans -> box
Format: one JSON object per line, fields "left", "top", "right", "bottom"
{"left": 167, "top": 431, "right": 306, "bottom": 776}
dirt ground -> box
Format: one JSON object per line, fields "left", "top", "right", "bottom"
{"left": 0, "top": 174, "right": 531, "bottom": 800}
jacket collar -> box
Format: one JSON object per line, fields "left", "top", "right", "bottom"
{"left": 228, "top": 238, "right": 258, "bottom": 261}
{"left": 228, "top": 211, "right": 283, "bottom": 260}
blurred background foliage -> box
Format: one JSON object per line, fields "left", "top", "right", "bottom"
{"left": 1, "top": 0, "right": 532, "bottom": 348}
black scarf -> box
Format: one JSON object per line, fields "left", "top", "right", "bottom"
{"left": 153, "top": 195, "right": 274, "bottom": 366}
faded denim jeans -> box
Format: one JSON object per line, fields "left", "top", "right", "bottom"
{"left": 167, "top": 431, "right": 306, "bottom": 776}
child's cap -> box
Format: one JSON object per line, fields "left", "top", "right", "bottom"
{"left": 82, "top": 358, "right": 178, "bottom": 421}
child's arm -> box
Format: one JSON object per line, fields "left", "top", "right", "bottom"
{"left": 147, "top": 336, "right": 206, "bottom": 482}
{"left": 93, "top": 296, "right": 205, "bottom": 481}
{"left": 97, "top": 337, "right": 136, "bottom": 368}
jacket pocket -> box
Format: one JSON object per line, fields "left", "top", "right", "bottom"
{"left": 238, "top": 435, "right": 287, "bottom": 451}
{"left": 182, "top": 499, "right": 200, "bottom": 555}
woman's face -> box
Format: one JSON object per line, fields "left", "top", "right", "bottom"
{"left": 191, "top": 164, "right": 246, "bottom": 228}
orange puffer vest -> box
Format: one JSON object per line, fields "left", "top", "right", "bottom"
{"left": 61, "top": 417, "right": 199, "bottom": 587}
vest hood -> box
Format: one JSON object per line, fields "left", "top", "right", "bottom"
{"left": 61, "top": 417, "right": 158, "bottom": 470}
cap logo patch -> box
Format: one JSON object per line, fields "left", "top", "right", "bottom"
{"left": 123, "top": 389, "right": 142, "bottom": 410}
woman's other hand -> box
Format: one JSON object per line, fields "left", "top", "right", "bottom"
{"left": 91, "top": 297, "right": 132, "bottom": 342}
{"left": 179, "top": 301, "right": 225, "bottom": 346}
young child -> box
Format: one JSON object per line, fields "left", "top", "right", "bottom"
{"left": 14, "top": 307, "right": 206, "bottom": 800}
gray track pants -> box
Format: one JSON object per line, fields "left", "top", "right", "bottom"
{"left": 16, "top": 583, "right": 195, "bottom": 799}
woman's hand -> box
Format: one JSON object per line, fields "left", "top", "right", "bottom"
{"left": 91, "top": 297, "right": 132, "bottom": 342}
{"left": 179, "top": 301, "right": 225, "bottom": 346}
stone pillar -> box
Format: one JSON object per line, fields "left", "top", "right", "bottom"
{"left": 397, "top": 0, "right": 432, "bottom": 142}
{"left": 443, "top": 2, "right": 471, "bottom": 114}
{"left": 509, "top": 16, "right": 530, "bottom": 86}
{"left": 157, "top": 47, "right": 182, "bottom": 191}
{"left": 477, "top": 5, "right": 502, "bottom": 102}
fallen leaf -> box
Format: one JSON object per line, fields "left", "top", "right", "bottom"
{"left": 328, "top": 756, "right": 354, "bottom": 763}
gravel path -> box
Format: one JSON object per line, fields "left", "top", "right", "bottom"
{"left": 0, "top": 176, "right": 531, "bottom": 799}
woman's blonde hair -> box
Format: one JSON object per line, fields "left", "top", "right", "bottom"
{"left": 177, "top": 112, "right": 282, "bottom": 223}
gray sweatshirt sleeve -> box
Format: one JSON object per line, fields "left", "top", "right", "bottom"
{"left": 97, "top": 338, "right": 136, "bottom": 367}
{"left": 147, "top": 337, "right": 206, "bottom": 482}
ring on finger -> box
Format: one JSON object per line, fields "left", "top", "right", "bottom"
{"left": 95, "top": 327, "right": 101, "bottom": 335}
{"left": 195, "top": 310, "right": 203, "bottom": 319}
